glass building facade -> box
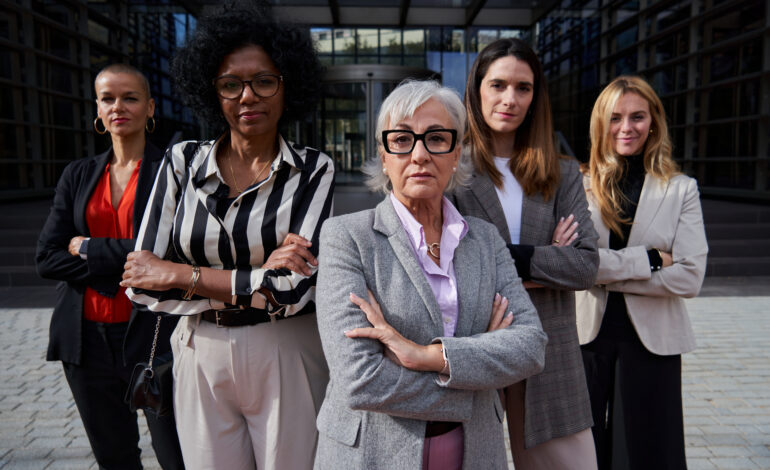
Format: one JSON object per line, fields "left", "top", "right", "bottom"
{"left": 1, "top": 0, "right": 767, "bottom": 201}
{"left": 535, "top": 0, "right": 768, "bottom": 200}
{"left": 311, "top": 27, "right": 523, "bottom": 96}
{"left": 0, "top": 0, "right": 199, "bottom": 199}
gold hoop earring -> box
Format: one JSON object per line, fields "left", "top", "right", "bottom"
{"left": 146, "top": 117, "right": 156, "bottom": 133}
{"left": 93, "top": 117, "right": 107, "bottom": 135}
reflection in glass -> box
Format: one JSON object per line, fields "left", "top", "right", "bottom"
{"left": 358, "top": 29, "right": 378, "bottom": 55}
{"left": 380, "top": 29, "right": 401, "bottom": 55}
{"left": 322, "top": 82, "right": 367, "bottom": 172}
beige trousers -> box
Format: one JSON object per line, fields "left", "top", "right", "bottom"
{"left": 506, "top": 381, "right": 598, "bottom": 470}
{"left": 171, "top": 314, "right": 329, "bottom": 470}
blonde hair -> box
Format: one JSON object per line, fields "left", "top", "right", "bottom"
{"left": 588, "top": 75, "right": 679, "bottom": 238}
{"left": 465, "top": 38, "right": 560, "bottom": 200}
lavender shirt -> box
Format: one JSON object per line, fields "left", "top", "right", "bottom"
{"left": 389, "top": 193, "right": 469, "bottom": 337}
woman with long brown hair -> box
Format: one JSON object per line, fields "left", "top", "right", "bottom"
{"left": 577, "top": 75, "right": 707, "bottom": 469}
{"left": 452, "top": 38, "right": 599, "bottom": 468}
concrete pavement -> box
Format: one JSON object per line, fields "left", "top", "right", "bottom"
{"left": 1, "top": 277, "right": 769, "bottom": 469}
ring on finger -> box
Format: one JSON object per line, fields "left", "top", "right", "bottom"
{"left": 552, "top": 239, "right": 560, "bottom": 245}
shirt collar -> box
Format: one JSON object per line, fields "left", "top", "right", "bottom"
{"left": 389, "top": 192, "right": 469, "bottom": 258}
{"left": 192, "top": 133, "right": 302, "bottom": 188}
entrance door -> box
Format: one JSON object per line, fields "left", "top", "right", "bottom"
{"left": 320, "top": 65, "right": 439, "bottom": 178}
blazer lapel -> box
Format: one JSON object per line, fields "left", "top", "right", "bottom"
{"left": 373, "top": 199, "right": 443, "bottom": 332}
{"left": 628, "top": 173, "right": 668, "bottom": 245}
{"left": 74, "top": 149, "right": 112, "bottom": 236}
{"left": 453, "top": 234, "right": 480, "bottom": 337}
{"left": 469, "top": 172, "right": 511, "bottom": 244}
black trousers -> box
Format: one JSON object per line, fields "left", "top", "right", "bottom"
{"left": 581, "top": 306, "right": 687, "bottom": 470}
{"left": 62, "top": 321, "right": 184, "bottom": 470}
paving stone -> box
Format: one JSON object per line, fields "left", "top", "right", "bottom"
{"left": 708, "top": 457, "right": 758, "bottom": 469}
{"left": 1, "top": 459, "right": 51, "bottom": 470}
{"left": 46, "top": 457, "right": 97, "bottom": 469}
{"left": 688, "top": 458, "right": 718, "bottom": 470}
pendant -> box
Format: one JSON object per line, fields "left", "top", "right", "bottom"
{"left": 427, "top": 242, "right": 440, "bottom": 258}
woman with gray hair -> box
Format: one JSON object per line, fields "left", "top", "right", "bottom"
{"left": 314, "top": 80, "right": 547, "bottom": 470}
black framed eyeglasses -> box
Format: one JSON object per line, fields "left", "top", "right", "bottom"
{"left": 212, "top": 73, "right": 283, "bottom": 100}
{"left": 381, "top": 129, "right": 458, "bottom": 155}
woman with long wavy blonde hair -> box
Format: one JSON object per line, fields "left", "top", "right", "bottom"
{"left": 577, "top": 75, "right": 708, "bottom": 470}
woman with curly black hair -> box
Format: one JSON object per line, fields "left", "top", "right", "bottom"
{"left": 121, "top": 5, "right": 334, "bottom": 469}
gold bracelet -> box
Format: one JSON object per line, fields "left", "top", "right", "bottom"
{"left": 182, "top": 265, "right": 200, "bottom": 300}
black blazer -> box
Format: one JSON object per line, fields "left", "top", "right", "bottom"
{"left": 36, "top": 142, "right": 178, "bottom": 366}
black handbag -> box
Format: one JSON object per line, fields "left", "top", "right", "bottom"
{"left": 125, "top": 315, "right": 173, "bottom": 417}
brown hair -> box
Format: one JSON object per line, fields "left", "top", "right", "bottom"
{"left": 464, "top": 38, "right": 560, "bottom": 200}
{"left": 588, "top": 75, "right": 679, "bottom": 237}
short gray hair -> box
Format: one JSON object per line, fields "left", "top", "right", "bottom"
{"left": 364, "top": 79, "right": 472, "bottom": 194}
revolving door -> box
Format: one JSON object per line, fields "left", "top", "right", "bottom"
{"left": 320, "top": 65, "right": 439, "bottom": 179}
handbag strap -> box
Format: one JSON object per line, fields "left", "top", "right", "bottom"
{"left": 146, "top": 314, "right": 162, "bottom": 371}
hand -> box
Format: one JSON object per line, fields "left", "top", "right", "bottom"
{"left": 659, "top": 250, "right": 673, "bottom": 268}
{"left": 120, "top": 250, "right": 183, "bottom": 291}
{"left": 262, "top": 233, "right": 317, "bottom": 276}
{"left": 345, "top": 290, "right": 443, "bottom": 372}
{"left": 68, "top": 236, "right": 86, "bottom": 257}
{"left": 487, "top": 293, "right": 513, "bottom": 332}
{"left": 551, "top": 214, "right": 578, "bottom": 247}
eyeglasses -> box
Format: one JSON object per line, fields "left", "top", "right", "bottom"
{"left": 381, "top": 129, "right": 458, "bottom": 155}
{"left": 212, "top": 74, "right": 283, "bottom": 100}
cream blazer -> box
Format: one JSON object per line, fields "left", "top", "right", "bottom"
{"left": 576, "top": 173, "right": 708, "bottom": 355}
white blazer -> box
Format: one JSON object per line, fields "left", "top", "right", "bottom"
{"left": 576, "top": 173, "right": 708, "bottom": 355}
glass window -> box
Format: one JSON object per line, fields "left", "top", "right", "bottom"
{"left": 614, "top": 52, "right": 637, "bottom": 75}
{"left": 334, "top": 29, "right": 355, "bottom": 55}
{"left": 0, "top": 85, "right": 18, "bottom": 119}
{"left": 403, "top": 29, "right": 425, "bottom": 54}
{"left": 0, "top": 10, "right": 18, "bottom": 40}
{"left": 88, "top": 19, "right": 110, "bottom": 45}
{"left": 380, "top": 29, "right": 401, "bottom": 55}
{"left": 740, "top": 39, "right": 761, "bottom": 74}
{"left": 475, "top": 29, "right": 498, "bottom": 52}
{"left": 0, "top": 49, "right": 15, "bottom": 79}
{"left": 738, "top": 121, "right": 757, "bottom": 157}
{"left": 707, "top": 50, "right": 736, "bottom": 83}
{"left": 615, "top": 24, "right": 637, "bottom": 51}
{"left": 740, "top": 80, "right": 759, "bottom": 115}
{"left": 613, "top": 1, "right": 638, "bottom": 24}
{"left": 703, "top": 2, "right": 764, "bottom": 46}
{"left": 704, "top": 123, "right": 734, "bottom": 157}
{"left": 648, "top": 1, "right": 689, "bottom": 34}
{"left": 706, "top": 85, "right": 734, "bottom": 120}
{"left": 357, "top": 29, "right": 378, "bottom": 55}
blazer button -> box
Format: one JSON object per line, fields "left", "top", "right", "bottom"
{"left": 443, "top": 317, "right": 451, "bottom": 324}
{"left": 245, "top": 287, "right": 251, "bottom": 293}
{"left": 233, "top": 202, "right": 240, "bottom": 208}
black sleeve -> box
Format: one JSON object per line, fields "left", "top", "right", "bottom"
{"left": 507, "top": 244, "right": 535, "bottom": 281}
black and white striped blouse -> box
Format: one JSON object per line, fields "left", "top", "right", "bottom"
{"left": 127, "top": 134, "right": 335, "bottom": 317}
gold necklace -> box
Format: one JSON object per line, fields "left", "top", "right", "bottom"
{"left": 228, "top": 148, "right": 272, "bottom": 194}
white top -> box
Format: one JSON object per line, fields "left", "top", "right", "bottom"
{"left": 493, "top": 156, "right": 523, "bottom": 244}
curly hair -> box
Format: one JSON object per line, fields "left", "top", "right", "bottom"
{"left": 171, "top": 3, "right": 322, "bottom": 133}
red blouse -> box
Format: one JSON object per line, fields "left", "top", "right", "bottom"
{"left": 83, "top": 161, "right": 141, "bottom": 323}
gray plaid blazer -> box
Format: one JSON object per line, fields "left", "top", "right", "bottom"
{"left": 450, "top": 157, "right": 599, "bottom": 448}
{"left": 314, "top": 198, "right": 547, "bottom": 469}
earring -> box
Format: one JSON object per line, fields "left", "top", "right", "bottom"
{"left": 649, "top": 129, "right": 654, "bottom": 134}
{"left": 146, "top": 117, "right": 156, "bottom": 133}
{"left": 382, "top": 167, "right": 387, "bottom": 174}
{"left": 93, "top": 117, "right": 107, "bottom": 135}
{"left": 452, "top": 167, "right": 457, "bottom": 173}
